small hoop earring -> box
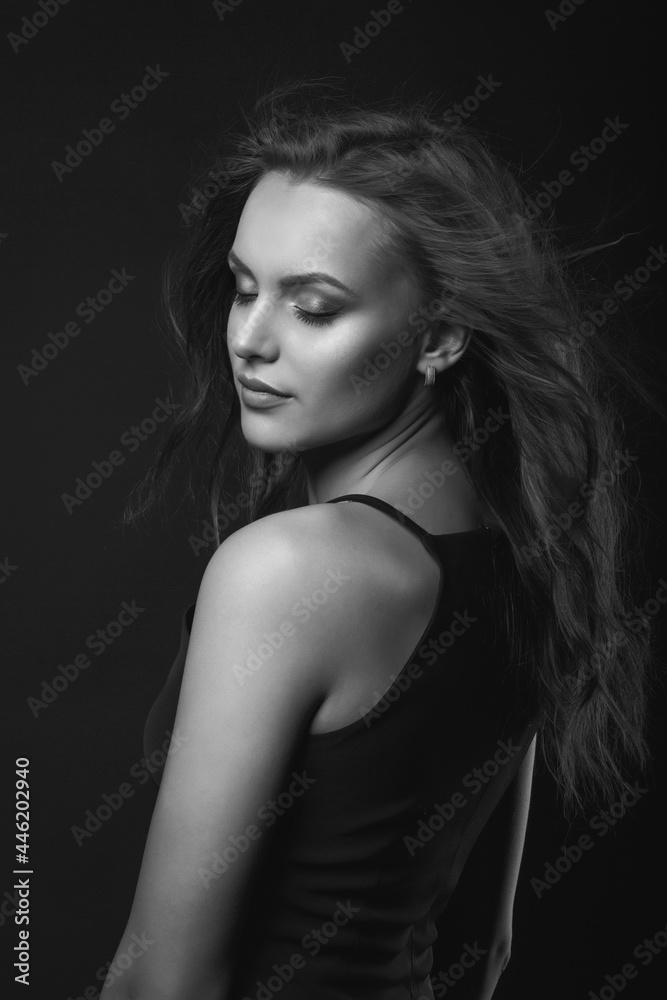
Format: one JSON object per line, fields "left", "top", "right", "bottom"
{"left": 424, "top": 365, "right": 436, "bottom": 387}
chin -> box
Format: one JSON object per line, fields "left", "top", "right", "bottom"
{"left": 239, "top": 422, "right": 325, "bottom": 458}
{"left": 238, "top": 413, "right": 294, "bottom": 452}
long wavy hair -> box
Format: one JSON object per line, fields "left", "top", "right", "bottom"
{"left": 123, "top": 79, "right": 663, "bottom": 818}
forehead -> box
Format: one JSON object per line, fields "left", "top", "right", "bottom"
{"left": 232, "top": 171, "right": 397, "bottom": 289}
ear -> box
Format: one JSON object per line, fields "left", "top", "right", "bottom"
{"left": 417, "top": 320, "right": 470, "bottom": 379}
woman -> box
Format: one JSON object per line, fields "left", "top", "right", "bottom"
{"left": 104, "top": 82, "right": 656, "bottom": 999}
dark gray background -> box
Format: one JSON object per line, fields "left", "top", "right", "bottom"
{"left": 2, "top": 0, "right": 665, "bottom": 997}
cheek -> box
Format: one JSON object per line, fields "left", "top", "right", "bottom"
{"left": 302, "top": 322, "right": 414, "bottom": 418}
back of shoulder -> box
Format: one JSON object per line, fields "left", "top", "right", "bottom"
{"left": 199, "top": 502, "right": 429, "bottom": 682}
{"left": 208, "top": 503, "right": 354, "bottom": 590}
{"left": 201, "top": 504, "right": 369, "bottom": 642}
{"left": 186, "top": 506, "right": 358, "bottom": 694}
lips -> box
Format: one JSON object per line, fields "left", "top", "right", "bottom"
{"left": 238, "top": 374, "right": 290, "bottom": 397}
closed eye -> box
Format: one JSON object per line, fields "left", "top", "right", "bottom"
{"left": 231, "top": 290, "right": 338, "bottom": 327}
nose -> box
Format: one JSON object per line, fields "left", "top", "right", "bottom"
{"left": 228, "top": 292, "right": 279, "bottom": 361}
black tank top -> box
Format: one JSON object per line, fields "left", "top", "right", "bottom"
{"left": 143, "top": 494, "right": 539, "bottom": 999}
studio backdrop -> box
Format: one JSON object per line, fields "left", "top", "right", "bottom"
{"left": 1, "top": 1, "right": 665, "bottom": 998}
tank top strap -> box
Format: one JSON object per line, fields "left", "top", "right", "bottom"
{"left": 325, "top": 493, "right": 432, "bottom": 541}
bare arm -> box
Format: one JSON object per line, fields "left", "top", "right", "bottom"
{"left": 101, "top": 512, "right": 335, "bottom": 1000}
{"left": 431, "top": 733, "right": 537, "bottom": 1000}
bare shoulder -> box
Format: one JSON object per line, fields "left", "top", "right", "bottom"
{"left": 197, "top": 505, "right": 365, "bottom": 680}
{"left": 199, "top": 501, "right": 441, "bottom": 732}
{"left": 209, "top": 500, "right": 429, "bottom": 596}
{"left": 203, "top": 501, "right": 430, "bottom": 671}
{"left": 208, "top": 502, "right": 360, "bottom": 588}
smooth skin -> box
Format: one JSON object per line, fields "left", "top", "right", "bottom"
{"left": 103, "top": 171, "right": 535, "bottom": 999}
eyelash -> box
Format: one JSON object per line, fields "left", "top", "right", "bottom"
{"left": 231, "top": 290, "right": 337, "bottom": 327}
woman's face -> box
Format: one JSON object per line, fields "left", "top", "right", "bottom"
{"left": 226, "top": 171, "right": 426, "bottom": 455}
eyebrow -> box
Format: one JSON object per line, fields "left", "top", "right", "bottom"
{"left": 227, "top": 249, "right": 360, "bottom": 297}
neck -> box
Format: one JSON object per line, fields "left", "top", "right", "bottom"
{"left": 300, "top": 392, "right": 481, "bottom": 532}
